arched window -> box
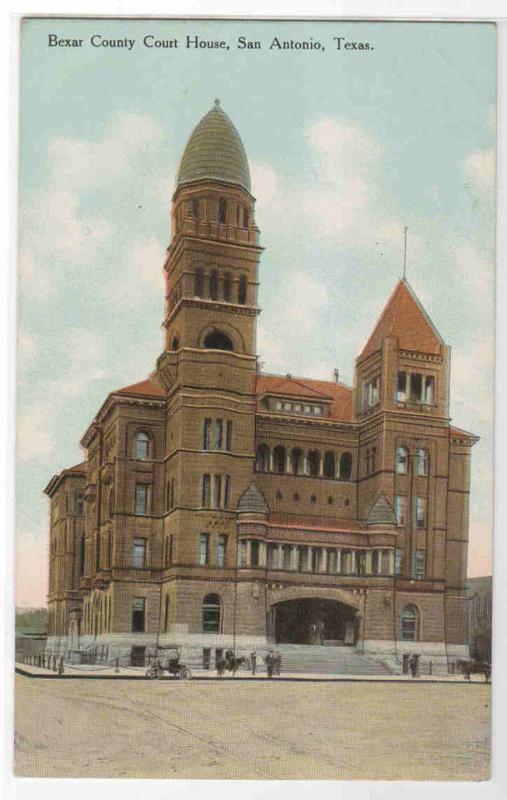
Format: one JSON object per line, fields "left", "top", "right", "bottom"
{"left": 339, "top": 452, "right": 352, "bottom": 480}
{"left": 290, "top": 447, "right": 304, "bottom": 475}
{"left": 194, "top": 267, "right": 205, "bottom": 297}
{"left": 190, "top": 197, "right": 199, "bottom": 217}
{"left": 134, "top": 431, "right": 150, "bottom": 460}
{"left": 218, "top": 198, "right": 227, "bottom": 224}
{"left": 401, "top": 604, "right": 419, "bottom": 641}
{"left": 323, "top": 451, "right": 336, "bottom": 479}
{"left": 202, "top": 593, "right": 221, "bottom": 633}
{"left": 416, "top": 448, "right": 428, "bottom": 477}
{"left": 273, "top": 445, "right": 286, "bottom": 473}
{"left": 396, "top": 446, "right": 408, "bottom": 475}
{"left": 203, "top": 330, "right": 234, "bottom": 351}
{"left": 223, "top": 272, "right": 232, "bottom": 302}
{"left": 308, "top": 450, "right": 320, "bottom": 477}
{"left": 238, "top": 274, "right": 247, "bottom": 305}
{"left": 171, "top": 335, "right": 179, "bottom": 351}
{"left": 209, "top": 269, "right": 219, "bottom": 300}
{"left": 256, "top": 443, "right": 270, "bottom": 472}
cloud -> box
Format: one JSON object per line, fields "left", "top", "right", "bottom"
{"left": 462, "top": 147, "right": 495, "bottom": 196}
{"left": 17, "top": 404, "right": 55, "bottom": 463}
{"left": 18, "top": 332, "right": 38, "bottom": 364}
{"left": 467, "top": 521, "right": 492, "bottom": 577}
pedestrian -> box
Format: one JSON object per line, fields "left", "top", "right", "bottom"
{"left": 409, "top": 654, "right": 418, "bottom": 678}
{"left": 266, "top": 650, "right": 273, "bottom": 678}
{"left": 250, "top": 650, "right": 257, "bottom": 676}
{"left": 274, "top": 650, "right": 281, "bottom": 676}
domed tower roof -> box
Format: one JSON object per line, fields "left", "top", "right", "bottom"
{"left": 177, "top": 100, "right": 251, "bottom": 192}
{"left": 366, "top": 495, "right": 397, "bottom": 528}
{"left": 237, "top": 483, "right": 269, "bottom": 514}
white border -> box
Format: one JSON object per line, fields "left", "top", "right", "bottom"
{"left": 1, "top": 3, "right": 506, "bottom": 800}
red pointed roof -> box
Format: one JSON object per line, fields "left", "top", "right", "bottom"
{"left": 256, "top": 374, "right": 352, "bottom": 422}
{"left": 359, "top": 279, "right": 444, "bottom": 360}
{"left": 114, "top": 379, "right": 165, "bottom": 398}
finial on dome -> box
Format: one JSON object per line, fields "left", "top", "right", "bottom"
{"left": 214, "top": 98, "right": 220, "bottom": 107}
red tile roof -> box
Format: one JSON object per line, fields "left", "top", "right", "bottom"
{"left": 359, "top": 279, "right": 444, "bottom": 360}
{"left": 256, "top": 374, "right": 353, "bottom": 422}
{"left": 114, "top": 379, "right": 165, "bottom": 399}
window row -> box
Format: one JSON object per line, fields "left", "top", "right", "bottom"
{"left": 273, "top": 400, "right": 324, "bottom": 416}
{"left": 256, "top": 444, "right": 353, "bottom": 480}
{"left": 397, "top": 371, "right": 435, "bottom": 405}
{"left": 194, "top": 267, "right": 248, "bottom": 305}
{"left": 237, "top": 540, "right": 397, "bottom": 576}
{"left": 394, "top": 495, "right": 427, "bottom": 529}
{"left": 198, "top": 533, "right": 228, "bottom": 567}
{"left": 185, "top": 196, "right": 250, "bottom": 229}
{"left": 200, "top": 474, "right": 231, "bottom": 509}
{"left": 203, "top": 418, "right": 233, "bottom": 451}
{"left": 131, "top": 593, "right": 223, "bottom": 634}
{"left": 396, "top": 447, "right": 429, "bottom": 476}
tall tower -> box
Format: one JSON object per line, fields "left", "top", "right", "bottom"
{"left": 156, "top": 101, "right": 262, "bottom": 630}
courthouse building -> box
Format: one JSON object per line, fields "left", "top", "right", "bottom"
{"left": 44, "top": 101, "right": 477, "bottom": 671}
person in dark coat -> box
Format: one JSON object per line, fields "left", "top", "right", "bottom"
{"left": 409, "top": 654, "right": 418, "bottom": 678}
{"left": 250, "top": 650, "right": 257, "bottom": 676}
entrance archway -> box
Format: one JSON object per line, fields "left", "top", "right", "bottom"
{"left": 268, "top": 598, "right": 359, "bottom": 645}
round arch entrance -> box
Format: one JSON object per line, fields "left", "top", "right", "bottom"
{"left": 268, "top": 598, "right": 359, "bottom": 646}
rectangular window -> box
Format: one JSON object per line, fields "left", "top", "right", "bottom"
{"left": 75, "top": 492, "right": 84, "bottom": 515}
{"left": 395, "top": 495, "right": 407, "bottom": 526}
{"left": 203, "top": 418, "right": 212, "bottom": 450}
{"left": 283, "top": 402, "right": 292, "bottom": 411}
{"left": 416, "top": 497, "right": 427, "bottom": 529}
{"left": 214, "top": 419, "right": 223, "bottom": 450}
{"left": 212, "top": 475, "right": 221, "bottom": 509}
{"left": 397, "top": 371, "right": 407, "bottom": 402}
{"left": 201, "top": 474, "right": 210, "bottom": 507}
{"left": 166, "top": 535, "right": 173, "bottom": 567}
{"left": 267, "top": 544, "right": 277, "bottom": 569}
{"left": 250, "top": 539, "right": 259, "bottom": 567}
{"left": 217, "top": 534, "right": 228, "bottom": 567}
{"left": 313, "top": 406, "right": 323, "bottom": 415}
{"left": 424, "top": 375, "right": 435, "bottom": 405}
{"left": 303, "top": 405, "right": 311, "bottom": 414}
{"left": 132, "top": 597, "right": 145, "bottom": 633}
{"left": 134, "top": 484, "right": 148, "bottom": 515}
{"left": 410, "top": 373, "right": 423, "bottom": 402}
{"left": 395, "top": 549, "right": 402, "bottom": 576}
{"left": 199, "top": 534, "right": 209, "bottom": 566}
{"left": 415, "top": 550, "right": 425, "bottom": 580}
{"left": 223, "top": 475, "right": 231, "bottom": 509}
{"left": 132, "top": 538, "right": 147, "bottom": 568}
{"left": 275, "top": 401, "right": 282, "bottom": 411}
{"left": 226, "top": 420, "right": 233, "bottom": 451}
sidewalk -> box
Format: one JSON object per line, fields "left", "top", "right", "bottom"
{"left": 15, "top": 662, "right": 486, "bottom": 683}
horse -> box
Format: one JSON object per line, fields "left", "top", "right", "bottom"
{"left": 216, "top": 656, "right": 249, "bottom": 677}
{"left": 456, "top": 659, "right": 491, "bottom": 683}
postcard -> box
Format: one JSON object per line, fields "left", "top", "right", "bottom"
{"left": 14, "top": 16, "right": 494, "bottom": 781}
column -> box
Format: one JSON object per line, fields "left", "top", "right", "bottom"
{"left": 259, "top": 541, "right": 267, "bottom": 567}
{"left": 286, "top": 453, "right": 292, "bottom": 473}
{"left": 319, "top": 456, "right": 324, "bottom": 477}
{"left": 366, "top": 551, "right": 373, "bottom": 576}
{"left": 290, "top": 545, "right": 299, "bottom": 571}
{"left": 336, "top": 549, "right": 342, "bottom": 574}
{"left": 307, "top": 546, "right": 313, "bottom": 572}
{"left": 388, "top": 549, "right": 395, "bottom": 575}
{"left": 350, "top": 550, "right": 357, "bottom": 575}
{"left": 237, "top": 542, "right": 242, "bottom": 567}
{"left": 303, "top": 456, "right": 308, "bottom": 475}
{"left": 321, "top": 548, "right": 328, "bottom": 574}
{"left": 278, "top": 544, "right": 283, "bottom": 570}
{"left": 246, "top": 540, "right": 252, "bottom": 566}
{"left": 269, "top": 451, "right": 274, "bottom": 472}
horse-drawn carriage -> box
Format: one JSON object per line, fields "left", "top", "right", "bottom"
{"left": 456, "top": 659, "right": 491, "bottom": 683}
{"left": 145, "top": 646, "right": 192, "bottom": 680}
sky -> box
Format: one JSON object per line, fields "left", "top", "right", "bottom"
{"left": 16, "top": 18, "right": 496, "bottom": 606}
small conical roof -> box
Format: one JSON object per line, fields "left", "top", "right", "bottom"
{"left": 237, "top": 483, "right": 269, "bottom": 514}
{"left": 359, "top": 279, "right": 444, "bottom": 360}
{"left": 366, "top": 495, "right": 397, "bottom": 527}
{"left": 177, "top": 100, "right": 251, "bottom": 191}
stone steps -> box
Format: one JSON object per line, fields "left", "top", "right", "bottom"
{"left": 273, "top": 644, "right": 393, "bottom": 675}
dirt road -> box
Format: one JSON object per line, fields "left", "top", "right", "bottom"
{"left": 14, "top": 675, "right": 490, "bottom": 780}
